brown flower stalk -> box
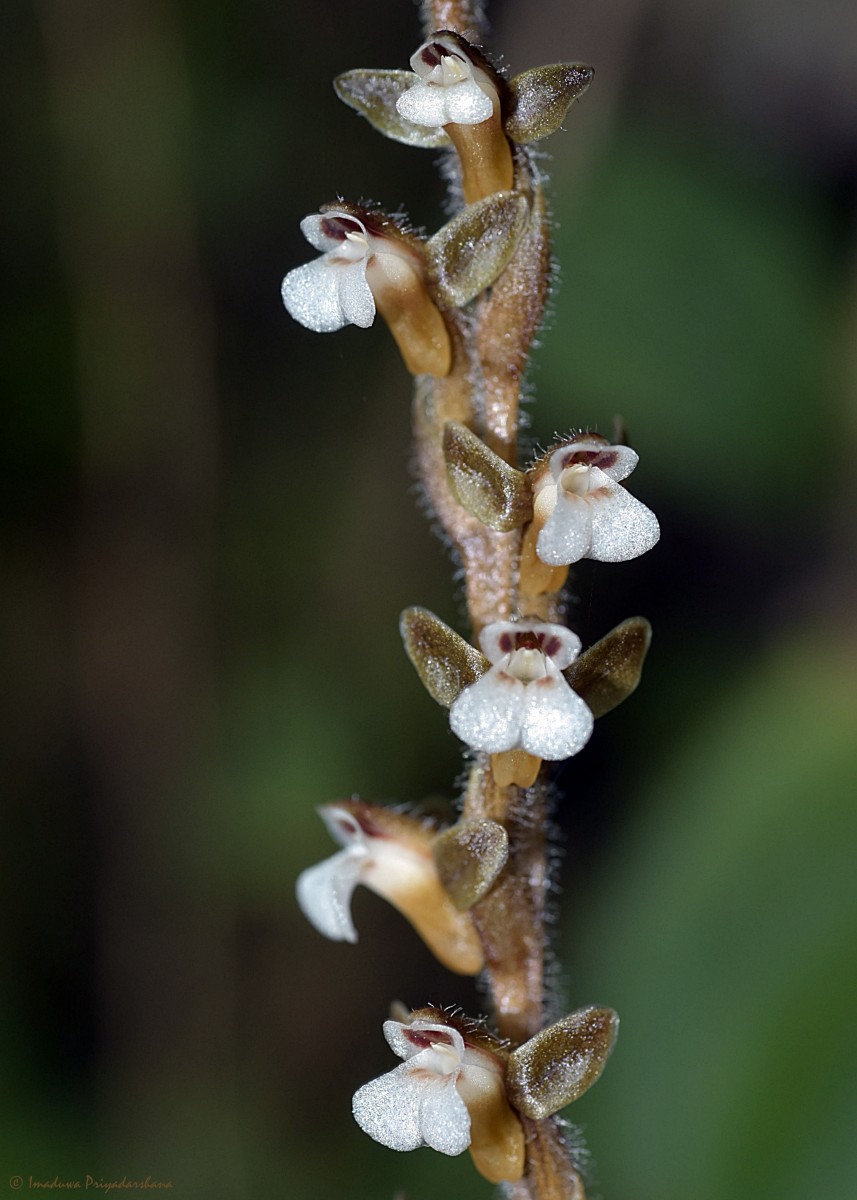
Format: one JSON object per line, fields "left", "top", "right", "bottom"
{"left": 284, "top": 2, "right": 659, "bottom": 1196}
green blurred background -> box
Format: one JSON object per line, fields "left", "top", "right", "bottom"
{"left": 2, "top": 0, "right": 856, "bottom": 1197}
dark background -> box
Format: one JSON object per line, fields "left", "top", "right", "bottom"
{"left": 2, "top": 0, "right": 856, "bottom": 1197}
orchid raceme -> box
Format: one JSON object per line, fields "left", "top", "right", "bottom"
{"left": 352, "top": 1012, "right": 525, "bottom": 1184}
{"left": 532, "top": 434, "right": 660, "bottom": 566}
{"left": 295, "top": 801, "right": 483, "bottom": 974}
{"left": 449, "top": 621, "right": 594, "bottom": 760}
{"left": 287, "top": 7, "right": 648, "bottom": 1198}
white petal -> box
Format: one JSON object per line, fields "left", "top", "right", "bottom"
{"left": 317, "top": 803, "right": 364, "bottom": 850}
{"left": 536, "top": 490, "right": 592, "bottom": 566}
{"left": 336, "top": 259, "right": 376, "bottom": 328}
{"left": 299, "top": 212, "right": 341, "bottom": 253}
{"left": 449, "top": 667, "right": 525, "bottom": 752}
{"left": 419, "top": 1078, "right": 471, "bottom": 1156}
{"left": 384, "top": 1019, "right": 465, "bottom": 1065}
{"left": 396, "top": 82, "right": 450, "bottom": 127}
{"left": 443, "top": 80, "right": 494, "bottom": 125}
{"left": 282, "top": 257, "right": 349, "bottom": 332}
{"left": 295, "top": 846, "right": 366, "bottom": 942}
{"left": 588, "top": 486, "right": 660, "bottom": 562}
{"left": 519, "top": 665, "right": 594, "bottom": 760}
{"left": 353, "top": 1063, "right": 425, "bottom": 1151}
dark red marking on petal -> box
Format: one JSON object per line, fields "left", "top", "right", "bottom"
{"left": 542, "top": 636, "right": 562, "bottom": 658}
{"left": 592, "top": 451, "right": 619, "bottom": 470}
{"left": 319, "top": 216, "right": 363, "bottom": 242}
{"left": 348, "top": 810, "right": 389, "bottom": 840}
{"left": 405, "top": 1027, "right": 456, "bottom": 1050}
{"left": 498, "top": 633, "right": 514, "bottom": 653}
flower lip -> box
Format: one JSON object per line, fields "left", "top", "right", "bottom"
{"left": 449, "top": 620, "right": 593, "bottom": 760}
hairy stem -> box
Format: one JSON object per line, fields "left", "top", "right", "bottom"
{"left": 423, "top": 0, "right": 485, "bottom": 38}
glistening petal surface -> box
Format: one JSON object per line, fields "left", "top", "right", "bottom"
{"left": 444, "top": 81, "right": 494, "bottom": 124}
{"left": 588, "top": 487, "right": 660, "bottom": 562}
{"left": 281, "top": 257, "right": 350, "bottom": 333}
{"left": 419, "top": 1077, "right": 471, "bottom": 1155}
{"left": 396, "top": 83, "right": 450, "bottom": 127}
{"left": 295, "top": 846, "right": 365, "bottom": 942}
{"left": 449, "top": 668, "right": 524, "bottom": 752}
{"left": 537, "top": 490, "right": 592, "bottom": 565}
{"left": 352, "top": 1063, "right": 425, "bottom": 1151}
{"left": 336, "top": 258, "right": 376, "bottom": 328}
{"left": 519, "top": 665, "right": 594, "bottom": 759}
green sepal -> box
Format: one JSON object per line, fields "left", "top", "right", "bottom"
{"left": 505, "top": 64, "right": 594, "bottom": 144}
{"left": 400, "top": 606, "right": 488, "bottom": 707}
{"left": 433, "top": 819, "right": 509, "bottom": 910}
{"left": 507, "top": 1007, "right": 619, "bottom": 1119}
{"left": 443, "top": 421, "right": 533, "bottom": 532}
{"left": 333, "top": 70, "right": 450, "bottom": 148}
{"left": 427, "top": 192, "right": 529, "bottom": 308}
{"left": 565, "top": 617, "right": 652, "bottom": 717}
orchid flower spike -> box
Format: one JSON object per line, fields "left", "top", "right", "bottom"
{"left": 282, "top": 206, "right": 451, "bottom": 376}
{"left": 353, "top": 1010, "right": 525, "bottom": 1184}
{"left": 449, "top": 621, "right": 594, "bottom": 762}
{"left": 397, "top": 32, "right": 513, "bottom": 203}
{"left": 532, "top": 434, "right": 660, "bottom": 566}
{"left": 295, "top": 801, "right": 483, "bottom": 974}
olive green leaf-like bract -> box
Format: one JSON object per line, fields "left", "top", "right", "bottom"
{"left": 565, "top": 617, "right": 651, "bottom": 717}
{"left": 400, "top": 606, "right": 488, "bottom": 707}
{"left": 506, "top": 64, "right": 594, "bottom": 144}
{"left": 427, "top": 192, "right": 529, "bottom": 308}
{"left": 433, "top": 818, "right": 509, "bottom": 910}
{"left": 507, "top": 1006, "right": 619, "bottom": 1119}
{"left": 443, "top": 421, "right": 533, "bottom": 531}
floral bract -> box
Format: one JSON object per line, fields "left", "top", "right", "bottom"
{"left": 449, "top": 621, "right": 594, "bottom": 760}
{"left": 396, "top": 34, "right": 496, "bottom": 128}
{"left": 533, "top": 435, "right": 660, "bottom": 566}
